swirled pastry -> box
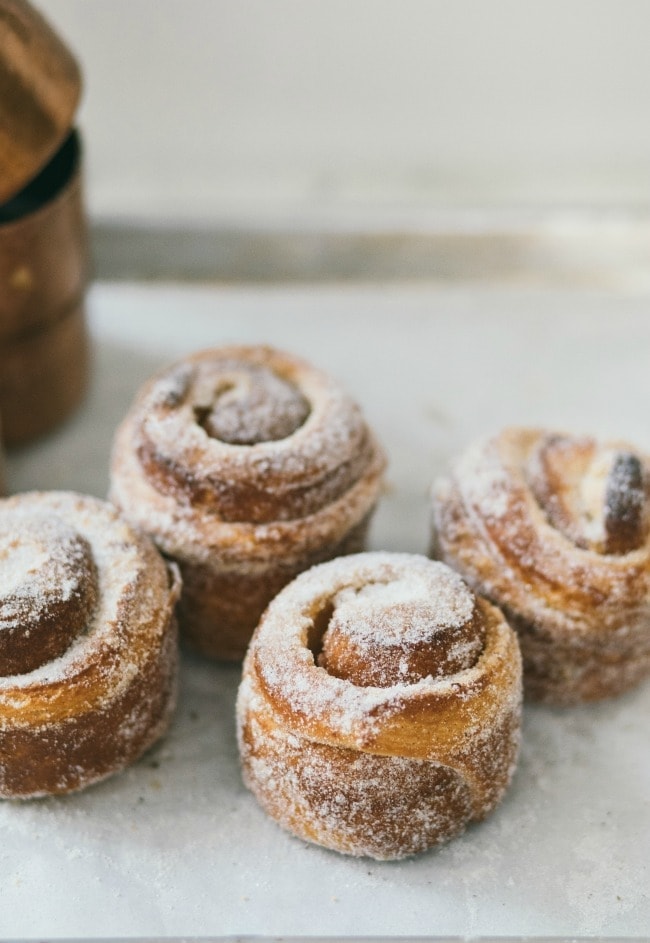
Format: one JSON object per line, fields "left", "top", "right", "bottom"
{"left": 109, "top": 345, "right": 386, "bottom": 661}
{"left": 0, "top": 491, "right": 180, "bottom": 798}
{"left": 237, "top": 552, "right": 522, "bottom": 860}
{"left": 431, "top": 427, "right": 650, "bottom": 705}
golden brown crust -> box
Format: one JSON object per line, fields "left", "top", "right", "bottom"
{"left": 109, "top": 345, "right": 386, "bottom": 661}
{"left": 431, "top": 427, "right": 650, "bottom": 705}
{"left": 237, "top": 552, "right": 522, "bottom": 860}
{"left": 0, "top": 491, "right": 180, "bottom": 798}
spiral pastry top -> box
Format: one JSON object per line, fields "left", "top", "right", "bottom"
{"left": 0, "top": 491, "right": 180, "bottom": 798}
{"left": 110, "top": 345, "right": 386, "bottom": 660}
{"left": 237, "top": 552, "right": 522, "bottom": 860}
{"left": 431, "top": 427, "right": 650, "bottom": 704}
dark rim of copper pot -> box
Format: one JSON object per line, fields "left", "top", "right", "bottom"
{"left": 0, "top": 129, "right": 81, "bottom": 225}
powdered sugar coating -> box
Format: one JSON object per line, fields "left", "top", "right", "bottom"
{"left": 431, "top": 427, "right": 650, "bottom": 704}
{"left": 0, "top": 512, "right": 90, "bottom": 623}
{"left": 0, "top": 531, "right": 50, "bottom": 601}
{"left": 328, "top": 566, "right": 474, "bottom": 645}
{"left": 125, "top": 346, "right": 377, "bottom": 522}
{"left": 240, "top": 667, "right": 474, "bottom": 859}
{"left": 247, "top": 552, "right": 517, "bottom": 745}
{"left": 319, "top": 560, "right": 485, "bottom": 687}
{"left": 110, "top": 345, "right": 386, "bottom": 660}
{"left": 237, "top": 551, "right": 522, "bottom": 859}
{"left": 192, "top": 361, "right": 310, "bottom": 444}
{"left": 0, "top": 494, "right": 165, "bottom": 695}
{"left": 0, "top": 508, "right": 100, "bottom": 677}
{"left": 111, "top": 345, "right": 385, "bottom": 552}
{"left": 0, "top": 491, "right": 180, "bottom": 798}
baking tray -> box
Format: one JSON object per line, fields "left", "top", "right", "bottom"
{"left": 3, "top": 281, "right": 650, "bottom": 939}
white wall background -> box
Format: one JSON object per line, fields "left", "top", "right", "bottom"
{"left": 37, "top": 0, "right": 650, "bottom": 223}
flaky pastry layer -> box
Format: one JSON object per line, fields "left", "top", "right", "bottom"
{"left": 431, "top": 427, "right": 650, "bottom": 704}
{"left": 0, "top": 491, "right": 180, "bottom": 798}
{"left": 237, "top": 552, "right": 522, "bottom": 860}
{"left": 110, "top": 346, "right": 386, "bottom": 660}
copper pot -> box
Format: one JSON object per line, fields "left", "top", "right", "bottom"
{"left": 0, "top": 0, "right": 89, "bottom": 447}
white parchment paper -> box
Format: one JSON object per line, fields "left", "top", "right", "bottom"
{"left": 3, "top": 282, "right": 649, "bottom": 938}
